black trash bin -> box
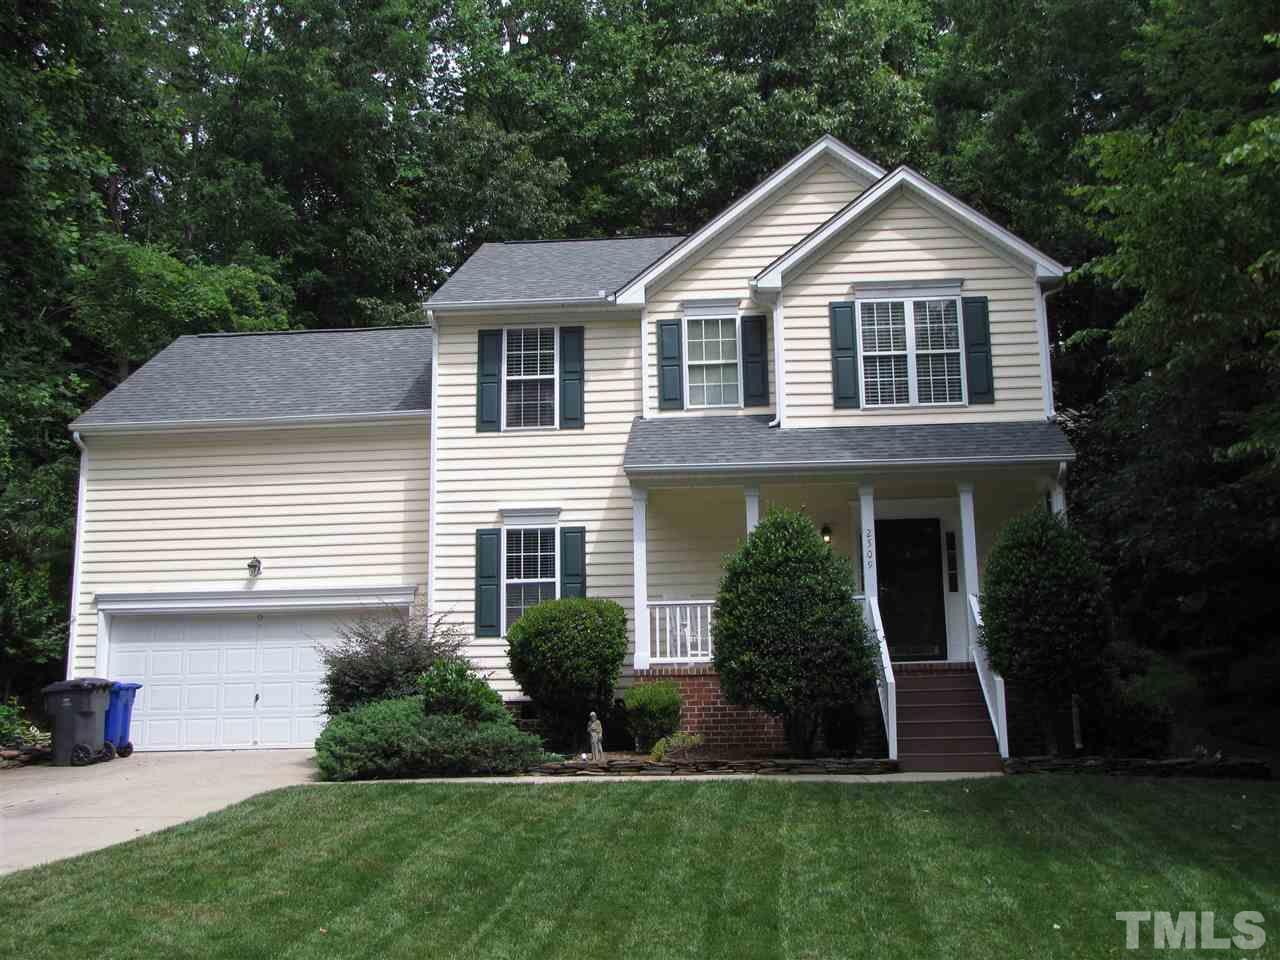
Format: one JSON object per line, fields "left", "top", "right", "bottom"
{"left": 42, "top": 678, "right": 114, "bottom": 766}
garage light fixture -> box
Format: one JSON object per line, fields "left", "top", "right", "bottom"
{"left": 820, "top": 524, "right": 832, "bottom": 545}
{"left": 247, "top": 556, "right": 262, "bottom": 578}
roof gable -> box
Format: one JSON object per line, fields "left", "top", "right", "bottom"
{"left": 753, "top": 166, "right": 1069, "bottom": 292}
{"left": 613, "top": 136, "right": 885, "bottom": 305}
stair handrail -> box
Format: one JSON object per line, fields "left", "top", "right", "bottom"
{"left": 967, "top": 593, "right": 1009, "bottom": 758}
{"left": 867, "top": 596, "right": 897, "bottom": 761}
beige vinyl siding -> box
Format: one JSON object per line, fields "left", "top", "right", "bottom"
{"left": 646, "top": 487, "right": 745, "bottom": 601}
{"left": 782, "top": 190, "right": 1048, "bottom": 426}
{"left": 70, "top": 422, "right": 430, "bottom": 676}
{"left": 432, "top": 312, "right": 640, "bottom": 696}
{"left": 645, "top": 160, "right": 870, "bottom": 416}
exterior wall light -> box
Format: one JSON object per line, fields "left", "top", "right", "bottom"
{"left": 247, "top": 557, "right": 262, "bottom": 578}
{"left": 820, "top": 524, "right": 833, "bottom": 544}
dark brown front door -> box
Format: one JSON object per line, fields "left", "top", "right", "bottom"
{"left": 875, "top": 518, "right": 947, "bottom": 660}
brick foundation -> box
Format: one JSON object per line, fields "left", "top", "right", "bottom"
{"left": 633, "top": 665, "right": 786, "bottom": 754}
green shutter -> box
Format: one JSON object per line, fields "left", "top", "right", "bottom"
{"left": 962, "top": 297, "right": 995, "bottom": 404}
{"left": 559, "top": 326, "right": 585, "bottom": 429}
{"left": 829, "top": 302, "right": 860, "bottom": 408}
{"left": 476, "top": 330, "right": 502, "bottom": 431}
{"left": 560, "top": 526, "right": 586, "bottom": 597}
{"left": 657, "top": 319, "right": 684, "bottom": 410}
{"left": 475, "top": 528, "right": 501, "bottom": 636}
{"left": 741, "top": 314, "right": 769, "bottom": 407}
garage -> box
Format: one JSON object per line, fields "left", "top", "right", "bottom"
{"left": 106, "top": 609, "right": 368, "bottom": 751}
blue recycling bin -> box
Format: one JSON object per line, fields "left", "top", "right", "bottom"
{"left": 104, "top": 682, "right": 142, "bottom": 757}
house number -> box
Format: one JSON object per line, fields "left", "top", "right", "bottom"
{"left": 863, "top": 528, "right": 875, "bottom": 569}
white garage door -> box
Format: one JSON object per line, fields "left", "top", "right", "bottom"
{"left": 108, "top": 610, "right": 362, "bottom": 751}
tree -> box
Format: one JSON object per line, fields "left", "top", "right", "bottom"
{"left": 979, "top": 509, "right": 1110, "bottom": 753}
{"left": 712, "top": 508, "right": 877, "bottom": 755}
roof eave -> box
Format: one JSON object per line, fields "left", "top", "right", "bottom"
{"left": 71, "top": 409, "right": 431, "bottom": 436}
{"left": 624, "top": 451, "right": 1076, "bottom": 477}
{"left": 427, "top": 296, "right": 633, "bottom": 314}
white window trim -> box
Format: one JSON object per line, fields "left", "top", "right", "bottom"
{"left": 682, "top": 312, "right": 744, "bottom": 410}
{"left": 856, "top": 296, "right": 968, "bottom": 408}
{"left": 500, "top": 522, "right": 561, "bottom": 636}
{"left": 500, "top": 325, "right": 559, "bottom": 431}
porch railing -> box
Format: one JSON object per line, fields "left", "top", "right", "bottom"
{"left": 648, "top": 600, "right": 715, "bottom": 663}
{"left": 967, "top": 593, "right": 1009, "bottom": 758}
{"left": 864, "top": 596, "right": 897, "bottom": 761}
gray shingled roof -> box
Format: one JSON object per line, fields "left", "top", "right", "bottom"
{"left": 624, "top": 415, "right": 1074, "bottom": 473}
{"left": 429, "top": 236, "right": 685, "bottom": 306}
{"left": 73, "top": 326, "right": 432, "bottom": 429}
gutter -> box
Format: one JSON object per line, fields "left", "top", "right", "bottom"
{"left": 69, "top": 409, "right": 430, "bottom": 436}
{"left": 426, "top": 309, "right": 440, "bottom": 616}
{"left": 427, "top": 296, "right": 634, "bottom": 314}
{"left": 623, "top": 451, "right": 1078, "bottom": 477}
{"left": 64, "top": 432, "right": 88, "bottom": 679}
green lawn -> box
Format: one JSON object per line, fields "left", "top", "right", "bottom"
{"left": 3, "top": 776, "right": 1277, "bottom": 959}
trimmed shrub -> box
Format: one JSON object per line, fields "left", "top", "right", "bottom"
{"left": 0, "top": 698, "right": 22, "bottom": 747}
{"left": 623, "top": 681, "right": 682, "bottom": 750}
{"left": 319, "top": 610, "right": 463, "bottom": 715}
{"left": 712, "top": 508, "right": 877, "bottom": 755}
{"left": 419, "top": 658, "right": 509, "bottom": 724}
{"left": 506, "top": 597, "right": 627, "bottom": 749}
{"left": 650, "top": 731, "right": 703, "bottom": 762}
{"left": 314, "top": 697, "right": 547, "bottom": 781}
{"left": 980, "top": 508, "right": 1109, "bottom": 753}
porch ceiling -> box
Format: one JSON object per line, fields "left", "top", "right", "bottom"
{"left": 623, "top": 415, "right": 1074, "bottom": 476}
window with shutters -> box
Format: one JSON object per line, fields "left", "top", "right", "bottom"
{"left": 504, "top": 327, "right": 557, "bottom": 428}
{"left": 504, "top": 527, "right": 558, "bottom": 631}
{"left": 685, "top": 315, "right": 740, "bottom": 408}
{"left": 858, "top": 298, "right": 966, "bottom": 407}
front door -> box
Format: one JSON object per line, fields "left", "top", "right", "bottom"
{"left": 875, "top": 518, "right": 947, "bottom": 660}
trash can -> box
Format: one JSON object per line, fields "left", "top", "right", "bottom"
{"left": 42, "top": 678, "right": 114, "bottom": 766}
{"left": 104, "top": 682, "right": 143, "bottom": 757}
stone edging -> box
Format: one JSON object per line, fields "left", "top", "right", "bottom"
{"left": 1004, "top": 755, "right": 1271, "bottom": 780}
{"left": 528, "top": 757, "right": 899, "bottom": 776}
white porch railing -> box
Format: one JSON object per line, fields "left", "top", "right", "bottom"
{"left": 967, "top": 593, "right": 1009, "bottom": 758}
{"left": 864, "top": 596, "right": 897, "bottom": 761}
{"left": 648, "top": 600, "right": 715, "bottom": 663}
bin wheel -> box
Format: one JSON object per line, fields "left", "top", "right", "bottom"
{"left": 118, "top": 742, "right": 134, "bottom": 758}
{"left": 70, "top": 743, "right": 93, "bottom": 766}
{"left": 100, "top": 741, "right": 116, "bottom": 762}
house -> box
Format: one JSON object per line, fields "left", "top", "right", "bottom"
{"left": 66, "top": 136, "right": 1073, "bottom": 771}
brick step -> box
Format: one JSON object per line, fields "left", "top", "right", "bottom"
{"left": 899, "top": 734, "right": 1000, "bottom": 755}
{"left": 898, "top": 719, "right": 994, "bottom": 739}
{"left": 898, "top": 752, "right": 1004, "bottom": 773}
{"left": 897, "top": 687, "right": 985, "bottom": 706}
{"left": 897, "top": 702, "right": 991, "bottom": 722}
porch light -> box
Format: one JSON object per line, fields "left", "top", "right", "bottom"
{"left": 247, "top": 557, "right": 262, "bottom": 578}
{"left": 820, "top": 524, "right": 833, "bottom": 544}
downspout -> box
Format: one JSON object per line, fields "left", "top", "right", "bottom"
{"left": 65, "top": 431, "right": 88, "bottom": 680}
{"left": 768, "top": 291, "right": 785, "bottom": 428}
{"left": 426, "top": 310, "right": 440, "bottom": 617}
{"left": 1037, "top": 280, "right": 1065, "bottom": 421}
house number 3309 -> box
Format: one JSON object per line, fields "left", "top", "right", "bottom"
{"left": 863, "top": 528, "right": 875, "bottom": 569}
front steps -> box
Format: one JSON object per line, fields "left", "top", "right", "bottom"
{"left": 893, "top": 662, "right": 1003, "bottom": 773}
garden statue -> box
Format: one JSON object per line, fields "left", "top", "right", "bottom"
{"left": 587, "top": 711, "right": 605, "bottom": 763}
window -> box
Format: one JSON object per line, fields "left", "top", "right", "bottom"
{"left": 504, "top": 527, "right": 557, "bottom": 629}
{"left": 686, "top": 315, "right": 740, "bottom": 408}
{"left": 858, "top": 298, "right": 964, "bottom": 407}
{"left": 504, "top": 327, "right": 556, "bottom": 428}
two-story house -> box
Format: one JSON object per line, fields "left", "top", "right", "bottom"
{"left": 65, "top": 137, "right": 1073, "bottom": 770}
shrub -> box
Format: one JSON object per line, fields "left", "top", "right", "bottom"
{"left": 319, "top": 610, "right": 462, "bottom": 715}
{"left": 0, "top": 698, "right": 21, "bottom": 747}
{"left": 419, "top": 658, "right": 509, "bottom": 724}
{"left": 623, "top": 681, "right": 682, "bottom": 750}
{"left": 649, "top": 732, "right": 703, "bottom": 762}
{"left": 979, "top": 508, "right": 1109, "bottom": 753}
{"left": 314, "top": 697, "right": 547, "bottom": 781}
{"left": 506, "top": 597, "right": 627, "bottom": 748}
{"left": 713, "top": 508, "right": 877, "bottom": 755}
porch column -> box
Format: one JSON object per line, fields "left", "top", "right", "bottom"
{"left": 957, "top": 482, "right": 980, "bottom": 616}
{"left": 631, "top": 485, "right": 650, "bottom": 670}
{"left": 858, "top": 484, "right": 878, "bottom": 605}
{"left": 1049, "top": 481, "right": 1067, "bottom": 517}
{"left": 744, "top": 484, "right": 761, "bottom": 534}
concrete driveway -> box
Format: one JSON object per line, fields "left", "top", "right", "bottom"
{"left": 0, "top": 750, "right": 316, "bottom": 875}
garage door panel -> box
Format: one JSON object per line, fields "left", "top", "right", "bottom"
{"left": 144, "top": 718, "right": 182, "bottom": 749}
{"left": 151, "top": 650, "right": 185, "bottom": 677}
{"left": 183, "top": 684, "right": 219, "bottom": 710}
{"left": 220, "top": 717, "right": 255, "bottom": 747}
{"left": 222, "top": 647, "right": 258, "bottom": 675}
{"left": 185, "top": 718, "right": 218, "bottom": 747}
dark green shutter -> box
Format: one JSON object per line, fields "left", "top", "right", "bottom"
{"left": 741, "top": 314, "right": 769, "bottom": 407}
{"left": 829, "top": 302, "right": 860, "bottom": 408}
{"left": 559, "top": 326, "right": 585, "bottom": 429}
{"left": 962, "top": 297, "right": 995, "bottom": 404}
{"left": 476, "top": 330, "right": 502, "bottom": 431}
{"left": 560, "top": 526, "right": 586, "bottom": 597}
{"left": 475, "top": 528, "right": 501, "bottom": 636}
{"left": 657, "top": 319, "right": 683, "bottom": 410}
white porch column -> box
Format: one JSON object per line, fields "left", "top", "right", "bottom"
{"left": 858, "top": 484, "right": 878, "bottom": 605}
{"left": 744, "top": 484, "right": 761, "bottom": 534}
{"left": 631, "top": 485, "right": 650, "bottom": 670}
{"left": 1049, "top": 482, "right": 1067, "bottom": 516}
{"left": 957, "top": 482, "right": 980, "bottom": 613}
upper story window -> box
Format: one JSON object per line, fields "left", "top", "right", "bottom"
{"left": 686, "top": 315, "right": 740, "bottom": 408}
{"left": 504, "top": 327, "right": 557, "bottom": 428}
{"left": 858, "top": 298, "right": 965, "bottom": 407}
